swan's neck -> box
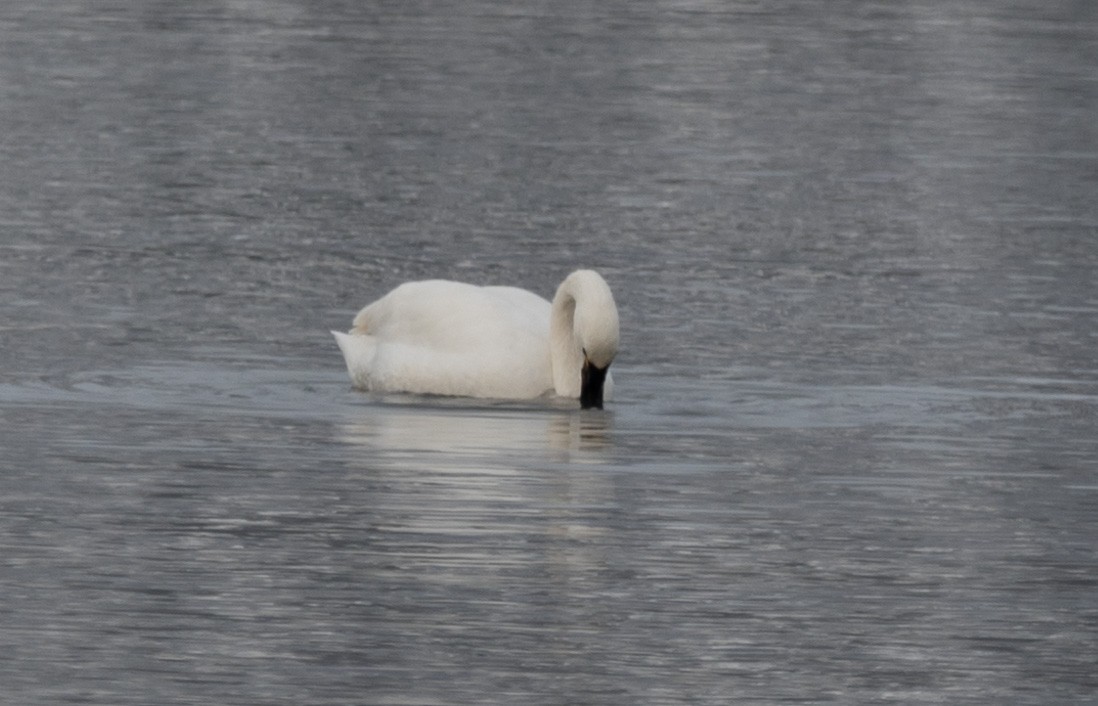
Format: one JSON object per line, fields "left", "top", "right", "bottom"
{"left": 549, "top": 271, "right": 619, "bottom": 398}
{"left": 550, "top": 290, "right": 584, "bottom": 397}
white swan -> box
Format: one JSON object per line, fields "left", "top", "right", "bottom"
{"left": 332, "top": 269, "right": 619, "bottom": 408}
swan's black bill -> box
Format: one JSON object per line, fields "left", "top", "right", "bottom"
{"left": 580, "top": 361, "right": 609, "bottom": 409}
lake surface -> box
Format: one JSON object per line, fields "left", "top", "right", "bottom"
{"left": 2, "top": 1, "right": 1097, "bottom": 703}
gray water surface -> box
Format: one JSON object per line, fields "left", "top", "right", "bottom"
{"left": 2, "top": 2, "right": 1097, "bottom": 704}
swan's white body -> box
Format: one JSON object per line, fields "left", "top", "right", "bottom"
{"left": 333, "top": 270, "right": 619, "bottom": 405}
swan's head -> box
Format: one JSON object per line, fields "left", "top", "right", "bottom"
{"left": 560, "top": 270, "right": 619, "bottom": 409}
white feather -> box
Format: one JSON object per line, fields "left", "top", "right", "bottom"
{"left": 332, "top": 270, "right": 619, "bottom": 401}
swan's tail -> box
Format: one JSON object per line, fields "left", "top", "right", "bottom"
{"left": 332, "top": 331, "right": 377, "bottom": 390}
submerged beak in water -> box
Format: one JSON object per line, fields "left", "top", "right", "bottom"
{"left": 580, "top": 357, "right": 609, "bottom": 410}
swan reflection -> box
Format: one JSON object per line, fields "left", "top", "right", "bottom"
{"left": 335, "top": 403, "right": 617, "bottom": 557}
{"left": 338, "top": 404, "right": 613, "bottom": 470}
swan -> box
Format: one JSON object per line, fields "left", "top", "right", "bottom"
{"left": 332, "top": 269, "right": 619, "bottom": 408}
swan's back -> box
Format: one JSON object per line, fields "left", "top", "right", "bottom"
{"left": 337, "top": 280, "right": 554, "bottom": 399}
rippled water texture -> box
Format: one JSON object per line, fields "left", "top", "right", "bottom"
{"left": 2, "top": 2, "right": 1096, "bottom": 704}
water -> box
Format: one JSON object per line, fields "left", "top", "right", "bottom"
{"left": 2, "top": 1, "right": 1097, "bottom": 703}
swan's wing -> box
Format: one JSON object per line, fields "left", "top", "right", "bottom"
{"left": 342, "top": 280, "right": 555, "bottom": 398}
{"left": 351, "top": 280, "right": 472, "bottom": 341}
{"left": 481, "top": 286, "right": 552, "bottom": 339}
{"left": 352, "top": 280, "right": 549, "bottom": 351}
